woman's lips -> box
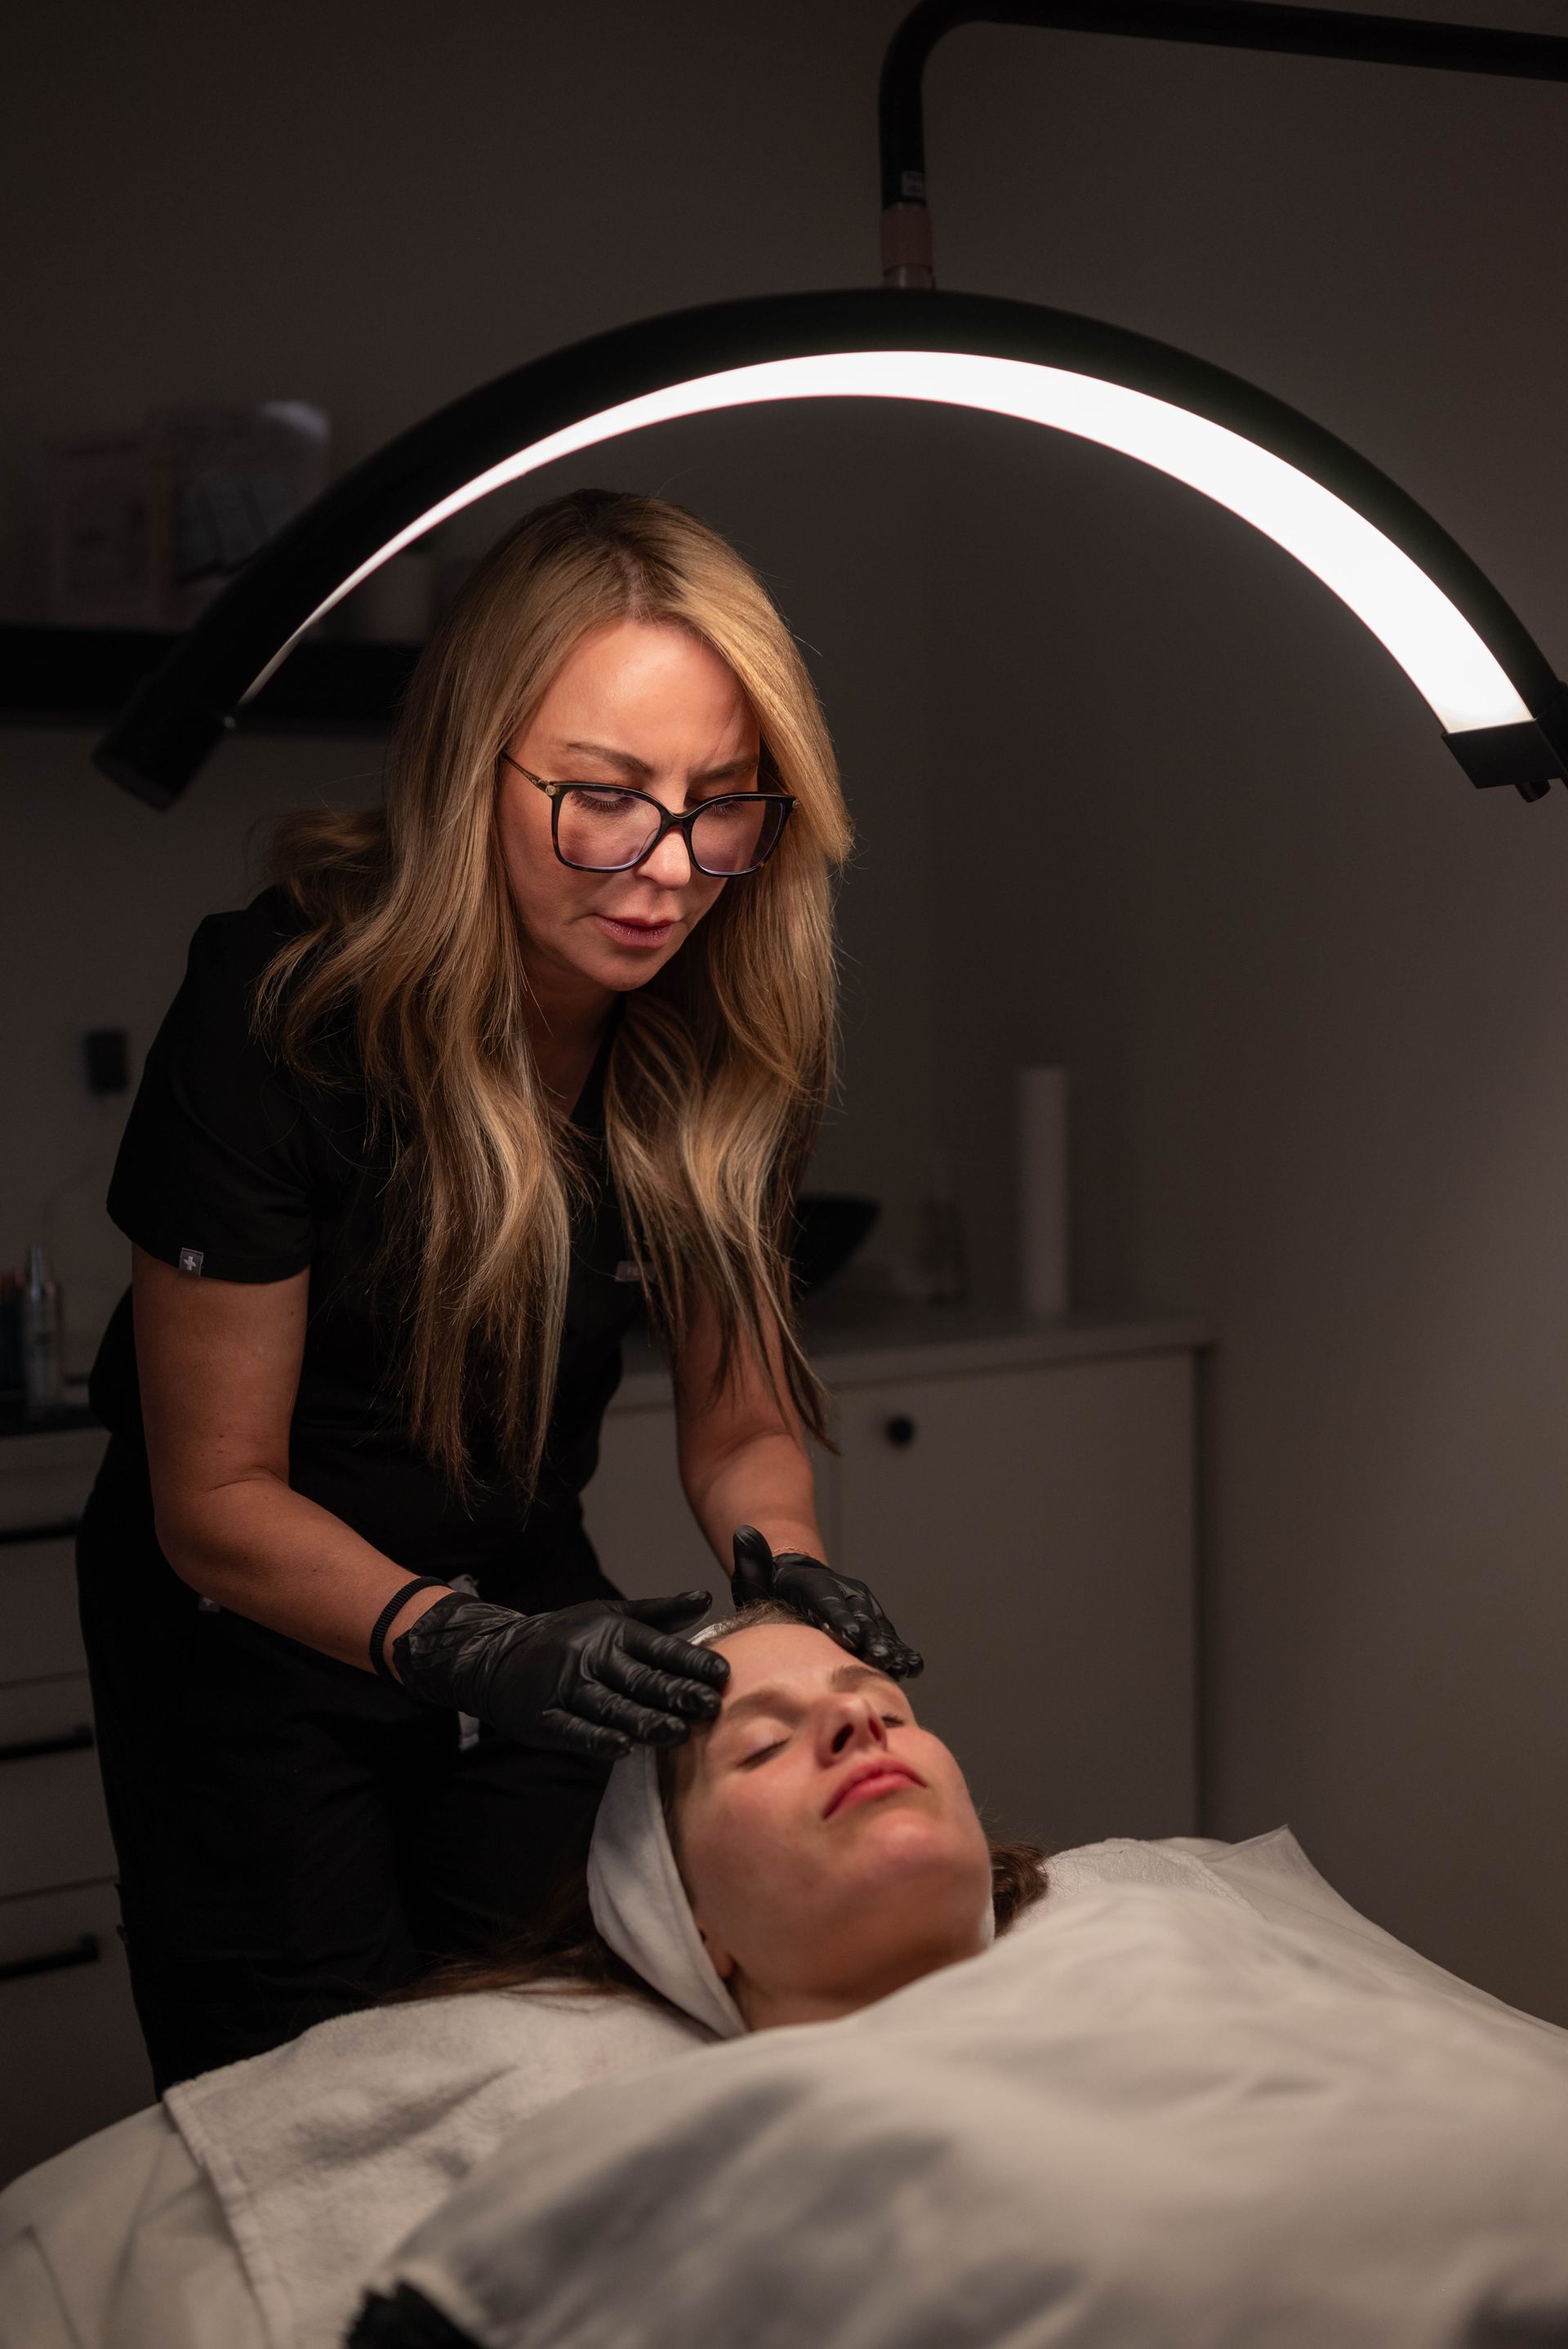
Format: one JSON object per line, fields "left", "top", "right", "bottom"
{"left": 825, "top": 1763, "right": 924, "bottom": 1819}
{"left": 593, "top": 912, "right": 675, "bottom": 949}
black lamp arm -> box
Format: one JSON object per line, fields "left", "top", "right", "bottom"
{"left": 880, "top": 1, "right": 1568, "bottom": 286}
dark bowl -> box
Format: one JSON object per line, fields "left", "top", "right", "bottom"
{"left": 789, "top": 1194, "right": 880, "bottom": 1299}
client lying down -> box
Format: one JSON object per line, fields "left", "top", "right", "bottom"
{"left": 6, "top": 1601, "right": 1568, "bottom": 2349}
{"left": 350, "top": 1602, "right": 1568, "bottom": 2349}
{"left": 398, "top": 1594, "right": 1048, "bottom": 2039}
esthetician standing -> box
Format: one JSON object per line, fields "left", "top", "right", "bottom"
{"left": 77, "top": 489, "right": 919, "bottom": 2090}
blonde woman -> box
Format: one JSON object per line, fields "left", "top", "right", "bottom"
{"left": 75, "top": 490, "right": 920, "bottom": 2091}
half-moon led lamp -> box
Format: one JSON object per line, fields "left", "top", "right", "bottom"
{"left": 96, "top": 1, "right": 1568, "bottom": 810}
{"left": 95, "top": 289, "right": 1568, "bottom": 810}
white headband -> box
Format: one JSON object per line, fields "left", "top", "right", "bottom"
{"left": 586, "top": 1618, "right": 996, "bottom": 2039}
{"left": 586, "top": 1622, "right": 748, "bottom": 2040}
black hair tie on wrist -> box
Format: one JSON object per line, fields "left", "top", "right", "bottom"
{"left": 370, "top": 1577, "right": 452, "bottom": 1685}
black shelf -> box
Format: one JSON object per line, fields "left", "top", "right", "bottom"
{"left": 0, "top": 1393, "right": 99, "bottom": 1441}
{"left": 0, "top": 624, "right": 420, "bottom": 734}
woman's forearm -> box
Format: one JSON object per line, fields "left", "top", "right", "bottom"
{"left": 683, "top": 1425, "right": 826, "bottom": 1573}
{"left": 154, "top": 1473, "right": 448, "bottom": 1673}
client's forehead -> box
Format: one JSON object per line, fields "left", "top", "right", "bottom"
{"left": 709, "top": 1620, "right": 853, "bottom": 1702}
{"left": 705, "top": 1625, "right": 911, "bottom": 1741}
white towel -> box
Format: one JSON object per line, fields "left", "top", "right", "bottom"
{"left": 164, "top": 1986, "right": 706, "bottom": 2349}
{"left": 587, "top": 1737, "right": 750, "bottom": 2039}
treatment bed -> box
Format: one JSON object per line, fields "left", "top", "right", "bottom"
{"left": 3, "top": 1830, "right": 1565, "bottom": 2349}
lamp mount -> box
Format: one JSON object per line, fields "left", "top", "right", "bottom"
{"left": 880, "top": 2, "right": 1568, "bottom": 288}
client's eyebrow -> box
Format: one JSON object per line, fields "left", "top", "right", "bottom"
{"left": 716, "top": 1661, "right": 904, "bottom": 1731}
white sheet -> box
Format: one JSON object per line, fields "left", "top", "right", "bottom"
{"left": 5, "top": 1831, "right": 1564, "bottom": 2349}
{"left": 0, "top": 2105, "right": 262, "bottom": 2349}
{"left": 378, "top": 1839, "right": 1568, "bottom": 2349}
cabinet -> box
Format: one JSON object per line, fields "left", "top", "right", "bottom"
{"left": 0, "top": 1426, "right": 153, "bottom": 2187}
{"left": 586, "top": 1316, "right": 1201, "bottom": 1851}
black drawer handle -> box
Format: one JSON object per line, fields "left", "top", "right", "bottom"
{"left": 884, "top": 1414, "right": 917, "bottom": 1448}
{"left": 0, "top": 1723, "right": 96, "bottom": 1766}
{"left": 0, "top": 1517, "right": 82, "bottom": 1550}
{"left": 0, "top": 1933, "right": 101, "bottom": 1984}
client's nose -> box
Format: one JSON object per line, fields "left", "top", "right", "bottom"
{"left": 823, "top": 1693, "right": 890, "bottom": 1758}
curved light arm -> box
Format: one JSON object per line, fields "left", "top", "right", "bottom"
{"left": 94, "top": 289, "right": 1568, "bottom": 809}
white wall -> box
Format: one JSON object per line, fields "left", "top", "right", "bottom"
{"left": 7, "top": 0, "right": 1568, "bottom": 2018}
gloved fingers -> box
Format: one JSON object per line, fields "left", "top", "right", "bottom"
{"left": 796, "top": 1587, "right": 884, "bottom": 1654}
{"left": 845, "top": 1600, "right": 923, "bottom": 1678}
{"left": 615, "top": 1616, "right": 730, "bottom": 1692}
{"left": 792, "top": 1588, "right": 924, "bottom": 1680}
{"left": 564, "top": 1687, "right": 693, "bottom": 1749}
{"left": 848, "top": 1619, "right": 925, "bottom": 1679}
{"left": 539, "top": 1711, "right": 636, "bottom": 1763}
{"left": 729, "top": 1524, "right": 776, "bottom": 1603}
{"left": 599, "top": 1642, "right": 724, "bottom": 1721}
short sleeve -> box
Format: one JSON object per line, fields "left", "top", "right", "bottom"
{"left": 107, "top": 900, "right": 317, "bottom": 1283}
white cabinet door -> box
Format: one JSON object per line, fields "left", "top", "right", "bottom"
{"left": 581, "top": 1406, "right": 719, "bottom": 1602}
{"left": 834, "top": 1354, "right": 1196, "bottom": 1850}
{"left": 583, "top": 1403, "right": 841, "bottom": 1607}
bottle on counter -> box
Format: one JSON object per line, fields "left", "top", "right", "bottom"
{"left": 21, "top": 1244, "right": 64, "bottom": 1413}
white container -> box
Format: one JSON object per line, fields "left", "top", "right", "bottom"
{"left": 1018, "top": 1067, "right": 1070, "bottom": 1318}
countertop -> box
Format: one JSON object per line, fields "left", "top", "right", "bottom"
{"left": 613, "top": 1299, "right": 1209, "bottom": 1410}
{"left": 0, "top": 1304, "right": 1212, "bottom": 1455}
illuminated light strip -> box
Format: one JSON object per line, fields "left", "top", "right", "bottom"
{"left": 261, "top": 349, "right": 1530, "bottom": 735}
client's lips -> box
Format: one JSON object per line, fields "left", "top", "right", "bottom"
{"left": 824, "top": 1758, "right": 925, "bottom": 1819}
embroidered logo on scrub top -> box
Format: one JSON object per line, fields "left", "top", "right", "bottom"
{"left": 178, "top": 1248, "right": 205, "bottom": 1275}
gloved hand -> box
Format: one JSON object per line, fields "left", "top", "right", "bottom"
{"left": 730, "top": 1527, "right": 923, "bottom": 1678}
{"left": 391, "top": 1590, "right": 729, "bottom": 1759}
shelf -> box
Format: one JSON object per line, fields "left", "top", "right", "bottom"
{"left": 0, "top": 1393, "right": 99, "bottom": 1442}
{"left": 0, "top": 624, "right": 420, "bottom": 734}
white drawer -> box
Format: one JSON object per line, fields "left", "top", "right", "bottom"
{"left": 0, "top": 1528, "right": 87, "bottom": 1682}
{"left": 0, "top": 1879, "right": 154, "bottom": 2188}
{"left": 0, "top": 1676, "right": 115, "bottom": 1900}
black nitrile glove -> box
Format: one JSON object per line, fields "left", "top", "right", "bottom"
{"left": 391, "top": 1590, "right": 729, "bottom": 1759}
{"left": 730, "top": 1527, "right": 923, "bottom": 1678}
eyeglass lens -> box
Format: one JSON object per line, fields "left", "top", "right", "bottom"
{"left": 556, "top": 787, "right": 783, "bottom": 874}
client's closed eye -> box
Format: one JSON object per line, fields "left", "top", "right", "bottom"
{"left": 738, "top": 1709, "right": 907, "bottom": 1768}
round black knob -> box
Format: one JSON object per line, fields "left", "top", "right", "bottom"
{"left": 884, "top": 1414, "right": 916, "bottom": 1449}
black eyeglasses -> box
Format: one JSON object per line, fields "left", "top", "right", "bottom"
{"left": 501, "top": 754, "right": 795, "bottom": 876}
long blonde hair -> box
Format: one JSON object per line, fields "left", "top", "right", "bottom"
{"left": 260, "top": 488, "right": 853, "bottom": 1493}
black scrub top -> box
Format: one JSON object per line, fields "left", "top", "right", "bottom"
{"left": 91, "top": 886, "right": 644, "bottom": 1609}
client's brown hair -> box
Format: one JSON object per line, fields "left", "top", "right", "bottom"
{"left": 391, "top": 1601, "right": 1051, "bottom": 2018}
